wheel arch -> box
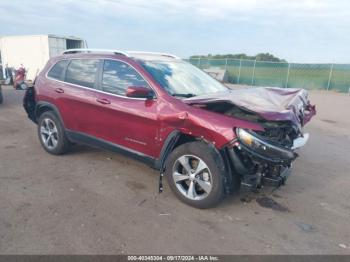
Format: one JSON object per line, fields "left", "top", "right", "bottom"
{"left": 156, "top": 130, "right": 236, "bottom": 195}
{"left": 155, "top": 131, "right": 197, "bottom": 171}
{"left": 155, "top": 131, "right": 224, "bottom": 171}
{"left": 35, "top": 102, "right": 65, "bottom": 127}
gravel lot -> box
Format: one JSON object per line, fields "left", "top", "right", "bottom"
{"left": 0, "top": 85, "right": 349, "bottom": 254}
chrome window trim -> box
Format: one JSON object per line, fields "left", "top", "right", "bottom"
{"left": 45, "top": 57, "right": 158, "bottom": 101}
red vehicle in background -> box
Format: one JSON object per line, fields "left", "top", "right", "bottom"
{"left": 23, "top": 49, "right": 316, "bottom": 208}
{"left": 13, "top": 65, "right": 27, "bottom": 90}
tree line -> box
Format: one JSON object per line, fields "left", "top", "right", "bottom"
{"left": 190, "top": 53, "right": 286, "bottom": 62}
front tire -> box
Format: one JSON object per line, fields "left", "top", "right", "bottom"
{"left": 165, "top": 141, "right": 226, "bottom": 208}
{"left": 37, "top": 111, "right": 69, "bottom": 155}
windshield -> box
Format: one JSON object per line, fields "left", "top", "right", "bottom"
{"left": 140, "top": 60, "right": 228, "bottom": 97}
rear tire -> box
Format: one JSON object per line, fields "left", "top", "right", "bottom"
{"left": 37, "top": 111, "right": 69, "bottom": 155}
{"left": 165, "top": 141, "right": 226, "bottom": 208}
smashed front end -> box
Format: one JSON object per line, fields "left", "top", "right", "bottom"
{"left": 185, "top": 87, "right": 316, "bottom": 190}
{"left": 227, "top": 127, "right": 301, "bottom": 189}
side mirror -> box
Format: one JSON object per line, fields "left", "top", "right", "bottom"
{"left": 126, "top": 86, "right": 154, "bottom": 99}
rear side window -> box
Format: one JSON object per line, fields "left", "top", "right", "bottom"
{"left": 47, "top": 60, "right": 69, "bottom": 80}
{"left": 65, "top": 59, "right": 99, "bottom": 88}
{"left": 102, "top": 60, "right": 149, "bottom": 96}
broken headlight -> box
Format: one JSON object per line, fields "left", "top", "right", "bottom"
{"left": 236, "top": 128, "right": 295, "bottom": 162}
{"left": 236, "top": 128, "right": 259, "bottom": 147}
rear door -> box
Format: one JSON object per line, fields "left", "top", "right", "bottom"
{"left": 94, "top": 59, "right": 160, "bottom": 158}
{"left": 46, "top": 59, "right": 73, "bottom": 128}
{"left": 52, "top": 58, "right": 103, "bottom": 135}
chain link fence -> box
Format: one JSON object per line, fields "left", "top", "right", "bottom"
{"left": 187, "top": 58, "right": 350, "bottom": 93}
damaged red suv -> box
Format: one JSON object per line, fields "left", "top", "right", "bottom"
{"left": 23, "top": 49, "right": 316, "bottom": 208}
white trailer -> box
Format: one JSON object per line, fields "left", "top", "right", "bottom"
{"left": 0, "top": 34, "right": 86, "bottom": 81}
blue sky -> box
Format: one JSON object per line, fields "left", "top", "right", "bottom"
{"left": 1, "top": 0, "right": 349, "bottom": 63}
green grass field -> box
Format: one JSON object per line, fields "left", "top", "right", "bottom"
{"left": 188, "top": 58, "right": 350, "bottom": 92}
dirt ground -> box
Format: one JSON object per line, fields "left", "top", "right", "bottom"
{"left": 0, "top": 85, "right": 349, "bottom": 254}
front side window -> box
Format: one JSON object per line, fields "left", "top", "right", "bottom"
{"left": 102, "top": 60, "right": 149, "bottom": 96}
{"left": 65, "top": 59, "right": 99, "bottom": 89}
{"left": 47, "top": 60, "right": 69, "bottom": 80}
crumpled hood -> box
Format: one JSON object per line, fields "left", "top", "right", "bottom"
{"left": 184, "top": 87, "right": 316, "bottom": 130}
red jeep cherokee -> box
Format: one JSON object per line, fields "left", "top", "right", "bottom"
{"left": 23, "top": 49, "right": 316, "bottom": 208}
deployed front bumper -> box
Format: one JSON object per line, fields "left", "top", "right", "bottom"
{"left": 260, "top": 166, "right": 291, "bottom": 187}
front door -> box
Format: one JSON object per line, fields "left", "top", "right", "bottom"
{"left": 93, "top": 59, "right": 160, "bottom": 158}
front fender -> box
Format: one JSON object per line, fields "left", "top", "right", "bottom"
{"left": 169, "top": 110, "right": 264, "bottom": 149}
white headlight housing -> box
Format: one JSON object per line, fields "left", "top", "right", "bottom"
{"left": 236, "top": 128, "right": 295, "bottom": 161}
{"left": 236, "top": 128, "right": 255, "bottom": 146}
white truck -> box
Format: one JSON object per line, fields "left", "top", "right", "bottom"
{"left": 0, "top": 34, "right": 86, "bottom": 81}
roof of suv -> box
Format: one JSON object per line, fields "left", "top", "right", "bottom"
{"left": 61, "top": 49, "right": 181, "bottom": 61}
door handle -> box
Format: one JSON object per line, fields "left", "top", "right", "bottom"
{"left": 96, "top": 98, "right": 111, "bottom": 105}
{"left": 54, "top": 88, "right": 64, "bottom": 93}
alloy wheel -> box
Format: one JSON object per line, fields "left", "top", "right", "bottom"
{"left": 40, "top": 118, "right": 58, "bottom": 150}
{"left": 172, "top": 155, "right": 212, "bottom": 201}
